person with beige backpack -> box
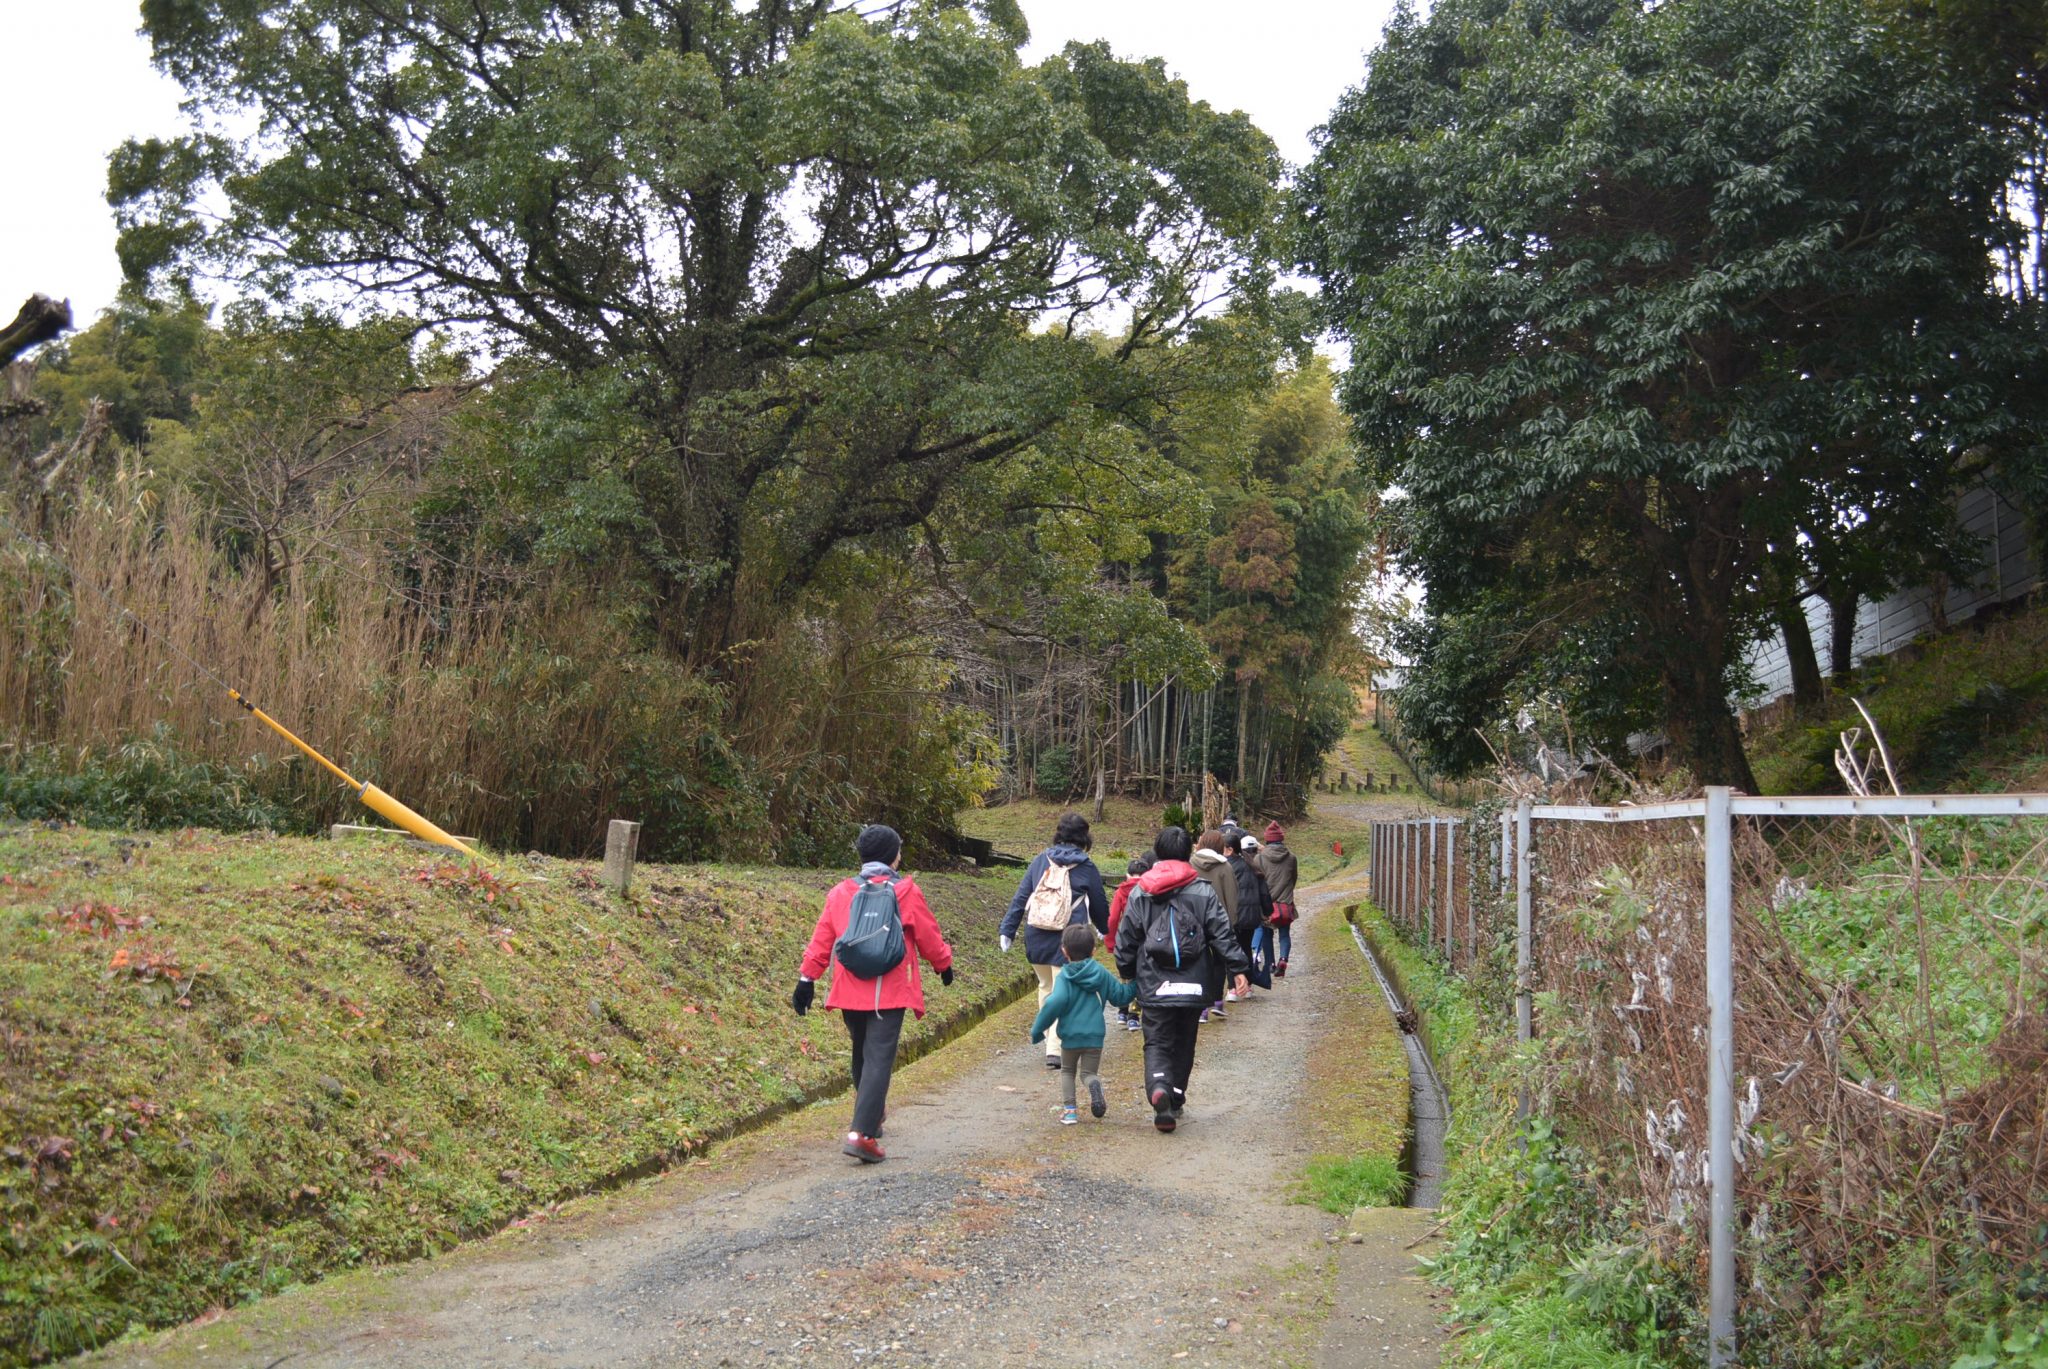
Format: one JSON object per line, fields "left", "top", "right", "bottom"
{"left": 999, "top": 812, "right": 1110, "bottom": 1070}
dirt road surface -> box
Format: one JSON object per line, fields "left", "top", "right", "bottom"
{"left": 86, "top": 879, "right": 1443, "bottom": 1369}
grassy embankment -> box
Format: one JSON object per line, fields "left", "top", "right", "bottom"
{"left": 1296, "top": 900, "right": 1413, "bottom": 1211}
{"left": 1748, "top": 598, "right": 2048, "bottom": 795}
{"left": 0, "top": 826, "right": 1027, "bottom": 1366}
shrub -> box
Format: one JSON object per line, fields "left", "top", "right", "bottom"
{"left": 1032, "top": 744, "right": 1076, "bottom": 798}
{"left": 0, "top": 727, "right": 300, "bottom": 833}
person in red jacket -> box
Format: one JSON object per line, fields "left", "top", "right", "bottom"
{"left": 792, "top": 825, "right": 955, "bottom": 1164}
{"left": 1105, "top": 853, "right": 1153, "bottom": 1032}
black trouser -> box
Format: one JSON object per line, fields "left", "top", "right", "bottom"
{"left": 843, "top": 1007, "right": 905, "bottom": 1139}
{"left": 1140, "top": 1004, "right": 1202, "bottom": 1107}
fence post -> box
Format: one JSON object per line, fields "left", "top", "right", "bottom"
{"left": 1704, "top": 785, "right": 1737, "bottom": 1367}
{"left": 602, "top": 819, "right": 641, "bottom": 895}
{"left": 1426, "top": 818, "right": 1438, "bottom": 948}
{"left": 1444, "top": 819, "right": 1456, "bottom": 961}
{"left": 1515, "top": 799, "right": 1533, "bottom": 1123}
{"left": 1499, "top": 810, "right": 1512, "bottom": 892}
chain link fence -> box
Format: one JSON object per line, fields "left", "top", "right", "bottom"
{"left": 1371, "top": 791, "right": 2048, "bottom": 1365}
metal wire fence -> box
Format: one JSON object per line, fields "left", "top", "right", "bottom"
{"left": 1370, "top": 791, "right": 2048, "bottom": 1366}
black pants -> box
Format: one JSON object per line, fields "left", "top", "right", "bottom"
{"left": 843, "top": 1007, "right": 905, "bottom": 1139}
{"left": 1140, "top": 1004, "right": 1202, "bottom": 1106}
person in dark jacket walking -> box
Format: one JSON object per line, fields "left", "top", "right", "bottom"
{"left": 793, "top": 825, "right": 955, "bottom": 1164}
{"left": 1000, "top": 812, "right": 1110, "bottom": 1069}
{"left": 1113, "top": 826, "right": 1249, "bottom": 1132}
{"left": 1257, "top": 822, "right": 1299, "bottom": 976}
{"left": 1228, "top": 835, "right": 1275, "bottom": 998}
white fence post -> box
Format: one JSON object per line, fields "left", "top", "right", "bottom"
{"left": 1499, "top": 809, "right": 1512, "bottom": 892}
{"left": 1704, "top": 786, "right": 1737, "bottom": 1367}
{"left": 1515, "top": 799, "right": 1534, "bottom": 1125}
{"left": 1444, "top": 819, "right": 1457, "bottom": 960}
{"left": 1426, "top": 818, "right": 1438, "bottom": 947}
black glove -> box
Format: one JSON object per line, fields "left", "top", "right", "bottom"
{"left": 791, "top": 978, "right": 814, "bottom": 1016}
{"left": 940, "top": 967, "right": 954, "bottom": 987}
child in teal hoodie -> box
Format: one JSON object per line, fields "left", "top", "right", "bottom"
{"left": 1030, "top": 921, "right": 1138, "bottom": 1124}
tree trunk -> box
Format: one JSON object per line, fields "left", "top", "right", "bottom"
{"left": 1775, "top": 590, "right": 1825, "bottom": 709}
{"left": 1092, "top": 766, "right": 1105, "bottom": 822}
{"left": 1234, "top": 682, "right": 1250, "bottom": 788}
{"left": 1827, "top": 589, "right": 1859, "bottom": 681}
{"left": 1661, "top": 654, "right": 1759, "bottom": 792}
{"left": 0, "top": 295, "right": 71, "bottom": 367}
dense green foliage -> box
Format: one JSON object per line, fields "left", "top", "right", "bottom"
{"left": 1301, "top": 0, "right": 2048, "bottom": 788}
{"left": 0, "top": 0, "right": 1378, "bottom": 853}
{"left": 0, "top": 824, "right": 1025, "bottom": 1365}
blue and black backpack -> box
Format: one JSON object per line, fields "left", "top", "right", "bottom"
{"left": 834, "top": 875, "right": 907, "bottom": 979}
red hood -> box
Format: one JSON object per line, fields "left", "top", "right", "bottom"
{"left": 1139, "top": 860, "right": 1201, "bottom": 895}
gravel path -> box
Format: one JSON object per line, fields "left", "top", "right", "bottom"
{"left": 88, "top": 882, "right": 1441, "bottom": 1369}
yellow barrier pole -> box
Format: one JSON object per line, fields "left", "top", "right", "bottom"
{"left": 229, "top": 690, "right": 476, "bottom": 856}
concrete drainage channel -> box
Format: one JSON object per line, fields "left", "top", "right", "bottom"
{"left": 1348, "top": 919, "right": 1450, "bottom": 1208}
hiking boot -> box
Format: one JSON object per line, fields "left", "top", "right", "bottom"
{"left": 1171, "top": 1101, "right": 1186, "bottom": 1120}
{"left": 1044, "top": 1055, "right": 1062, "bottom": 1071}
{"left": 1088, "top": 1078, "right": 1107, "bottom": 1118}
{"left": 1060, "top": 1106, "right": 1079, "bottom": 1126}
{"left": 842, "top": 1132, "right": 886, "bottom": 1164}
{"left": 1150, "top": 1088, "right": 1176, "bottom": 1133}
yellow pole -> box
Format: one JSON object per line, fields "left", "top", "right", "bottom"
{"left": 229, "top": 690, "right": 476, "bottom": 856}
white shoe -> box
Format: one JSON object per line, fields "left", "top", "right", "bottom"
{"left": 1224, "top": 990, "right": 1242, "bottom": 1003}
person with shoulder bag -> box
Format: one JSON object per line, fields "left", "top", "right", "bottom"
{"left": 792, "top": 825, "right": 955, "bottom": 1164}
{"left": 999, "top": 811, "right": 1109, "bottom": 1070}
{"left": 1257, "top": 822, "right": 1300, "bottom": 977}
{"left": 1113, "top": 826, "right": 1249, "bottom": 1133}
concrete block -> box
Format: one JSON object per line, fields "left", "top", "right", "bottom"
{"left": 602, "top": 819, "right": 641, "bottom": 894}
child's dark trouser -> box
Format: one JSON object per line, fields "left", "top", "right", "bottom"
{"left": 1140, "top": 1005, "right": 1202, "bottom": 1105}
{"left": 1059, "top": 1047, "right": 1103, "bottom": 1108}
{"left": 843, "top": 1007, "right": 905, "bottom": 1138}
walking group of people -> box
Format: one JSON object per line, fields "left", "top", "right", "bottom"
{"left": 1003, "top": 812, "right": 1299, "bottom": 1133}
{"left": 789, "top": 812, "right": 1298, "bottom": 1163}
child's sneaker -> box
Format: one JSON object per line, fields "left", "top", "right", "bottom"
{"left": 1087, "top": 1078, "right": 1106, "bottom": 1118}
{"left": 1060, "top": 1106, "right": 1079, "bottom": 1126}
{"left": 1224, "top": 989, "right": 1242, "bottom": 1003}
{"left": 1125, "top": 1015, "right": 1142, "bottom": 1031}
{"left": 1274, "top": 960, "right": 1288, "bottom": 978}
{"left": 842, "top": 1132, "right": 886, "bottom": 1163}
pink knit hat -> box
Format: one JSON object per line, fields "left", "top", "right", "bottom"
{"left": 1263, "top": 821, "right": 1285, "bottom": 843}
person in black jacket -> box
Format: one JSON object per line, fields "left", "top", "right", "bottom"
{"left": 999, "top": 811, "right": 1110, "bottom": 1070}
{"left": 1113, "top": 826, "right": 1250, "bottom": 1133}
{"left": 1226, "top": 836, "right": 1274, "bottom": 1000}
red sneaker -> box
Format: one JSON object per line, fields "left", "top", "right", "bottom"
{"left": 1274, "top": 960, "right": 1288, "bottom": 978}
{"left": 842, "top": 1131, "right": 886, "bottom": 1164}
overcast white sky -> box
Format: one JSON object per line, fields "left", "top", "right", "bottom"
{"left": 0, "top": 1, "right": 1399, "bottom": 328}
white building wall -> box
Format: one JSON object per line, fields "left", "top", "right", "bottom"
{"left": 1744, "top": 487, "right": 2039, "bottom": 707}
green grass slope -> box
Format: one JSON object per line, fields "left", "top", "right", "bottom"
{"left": 1749, "top": 600, "right": 2048, "bottom": 795}
{"left": 0, "top": 827, "right": 1025, "bottom": 1365}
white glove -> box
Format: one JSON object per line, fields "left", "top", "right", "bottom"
{"left": 999, "top": 935, "right": 1013, "bottom": 953}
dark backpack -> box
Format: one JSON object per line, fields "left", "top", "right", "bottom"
{"left": 1140, "top": 891, "right": 1208, "bottom": 971}
{"left": 835, "top": 876, "right": 907, "bottom": 979}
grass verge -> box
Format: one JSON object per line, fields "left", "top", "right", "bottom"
{"left": 1346, "top": 902, "right": 1679, "bottom": 1367}
{"left": 1295, "top": 903, "right": 1410, "bottom": 1213}
{"left": 0, "top": 825, "right": 1027, "bottom": 1366}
